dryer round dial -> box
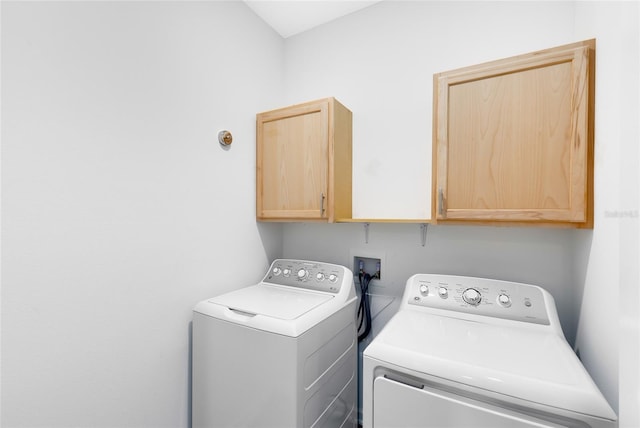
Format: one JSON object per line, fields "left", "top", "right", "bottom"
{"left": 316, "top": 273, "right": 325, "bottom": 281}
{"left": 462, "top": 288, "right": 482, "bottom": 306}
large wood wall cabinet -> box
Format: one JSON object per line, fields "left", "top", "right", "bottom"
{"left": 256, "top": 97, "right": 352, "bottom": 222}
{"left": 432, "top": 39, "right": 595, "bottom": 228}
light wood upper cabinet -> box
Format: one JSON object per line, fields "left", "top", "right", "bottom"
{"left": 256, "top": 98, "right": 352, "bottom": 222}
{"left": 432, "top": 39, "right": 595, "bottom": 227}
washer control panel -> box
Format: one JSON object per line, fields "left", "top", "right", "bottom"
{"left": 263, "top": 259, "right": 345, "bottom": 294}
{"left": 406, "top": 274, "right": 550, "bottom": 325}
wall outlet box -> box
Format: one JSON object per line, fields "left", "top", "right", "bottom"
{"left": 354, "top": 256, "right": 381, "bottom": 279}
{"left": 349, "top": 249, "right": 386, "bottom": 281}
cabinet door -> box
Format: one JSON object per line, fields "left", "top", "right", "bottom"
{"left": 433, "top": 40, "right": 594, "bottom": 226}
{"left": 257, "top": 101, "right": 329, "bottom": 220}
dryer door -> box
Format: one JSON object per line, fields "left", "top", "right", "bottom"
{"left": 373, "top": 376, "right": 567, "bottom": 428}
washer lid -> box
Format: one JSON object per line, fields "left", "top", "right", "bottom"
{"left": 209, "top": 284, "right": 333, "bottom": 320}
{"left": 193, "top": 284, "right": 344, "bottom": 337}
{"left": 364, "top": 309, "right": 617, "bottom": 421}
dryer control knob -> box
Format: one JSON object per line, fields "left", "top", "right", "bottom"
{"left": 462, "top": 288, "right": 482, "bottom": 306}
{"left": 328, "top": 274, "right": 338, "bottom": 283}
{"left": 438, "top": 287, "right": 449, "bottom": 299}
{"left": 272, "top": 267, "right": 282, "bottom": 276}
{"left": 316, "top": 273, "right": 325, "bottom": 281}
{"left": 498, "top": 294, "right": 512, "bottom": 307}
{"left": 419, "top": 284, "right": 429, "bottom": 296}
{"left": 297, "top": 268, "right": 309, "bottom": 280}
{"left": 283, "top": 268, "right": 291, "bottom": 277}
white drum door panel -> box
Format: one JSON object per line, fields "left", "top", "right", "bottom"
{"left": 373, "top": 376, "right": 565, "bottom": 428}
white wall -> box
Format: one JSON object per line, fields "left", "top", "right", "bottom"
{"left": 573, "top": 2, "right": 640, "bottom": 426}
{"left": 282, "top": 0, "right": 639, "bottom": 419}
{"left": 1, "top": 2, "right": 283, "bottom": 427}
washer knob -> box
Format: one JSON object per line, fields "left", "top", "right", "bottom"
{"left": 419, "top": 284, "right": 429, "bottom": 296}
{"left": 297, "top": 268, "right": 308, "bottom": 280}
{"left": 328, "top": 274, "right": 338, "bottom": 283}
{"left": 498, "top": 294, "right": 512, "bottom": 307}
{"left": 316, "top": 273, "right": 325, "bottom": 281}
{"left": 438, "top": 287, "right": 449, "bottom": 299}
{"left": 462, "top": 288, "right": 482, "bottom": 306}
{"left": 283, "top": 268, "right": 291, "bottom": 277}
{"left": 272, "top": 267, "right": 282, "bottom": 276}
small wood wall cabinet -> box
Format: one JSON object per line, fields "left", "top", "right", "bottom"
{"left": 432, "top": 39, "right": 595, "bottom": 227}
{"left": 256, "top": 98, "right": 352, "bottom": 222}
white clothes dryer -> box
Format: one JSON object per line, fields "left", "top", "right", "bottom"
{"left": 192, "top": 259, "right": 357, "bottom": 428}
{"left": 363, "top": 274, "right": 617, "bottom": 428}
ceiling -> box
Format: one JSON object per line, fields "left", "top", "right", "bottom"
{"left": 244, "top": 1, "right": 383, "bottom": 38}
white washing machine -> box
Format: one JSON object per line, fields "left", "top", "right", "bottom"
{"left": 363, "top": 274, "right": 617, "bottom": 428}
{"left": 192, "top": 259, "right": 357, "bottom": 428}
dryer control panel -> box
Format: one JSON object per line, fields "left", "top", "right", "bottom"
{"left": 405, "top": 274, "right": 551, "bottom": 325}
{"left": 263, "top": 259, "right": 348, "bottom": 294}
